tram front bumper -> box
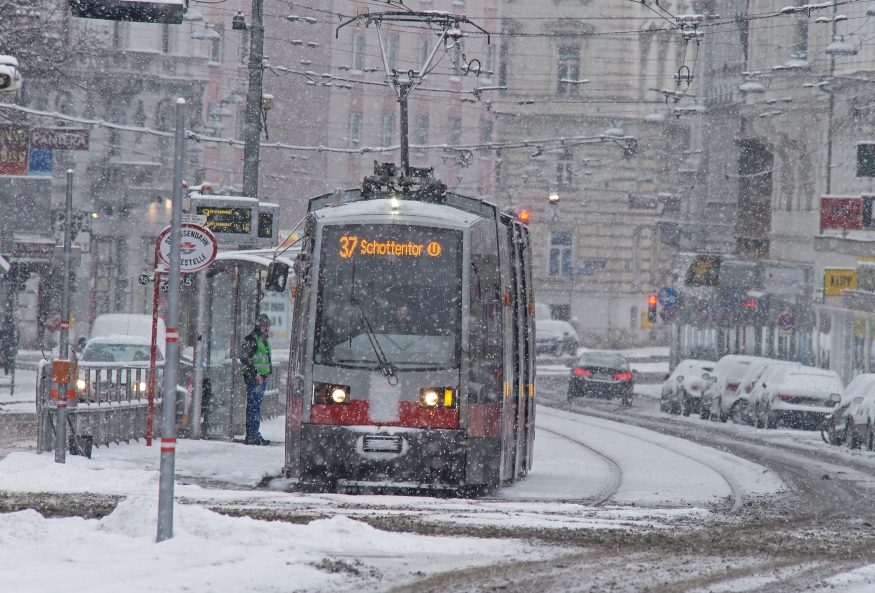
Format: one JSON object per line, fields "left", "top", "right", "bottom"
{"left": 299, "top": 424, "right": 468, "bottom": 487}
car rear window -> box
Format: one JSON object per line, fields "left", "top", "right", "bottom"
{"left": 579, "top": 353, "right": 628, "bottom": 369}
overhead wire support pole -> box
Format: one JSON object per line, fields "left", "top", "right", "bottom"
{"left": 243, "top": 0, "right": 265, "bottom": 199}
{"left": 157, "top": 97, "right": 185, "bottom": 543}
{"left": 338, "top": 11, "right": 490, "bottom": 179}
{"left": 54, "top": 169, "right": 74, "bottom": 464}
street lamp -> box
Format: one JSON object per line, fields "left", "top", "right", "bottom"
{"left": 548, "top": 192, "right": 560, "bottom": 221}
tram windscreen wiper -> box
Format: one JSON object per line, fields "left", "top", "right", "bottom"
{"left": 350, "top": 296, "right": 399, "bottom": 385}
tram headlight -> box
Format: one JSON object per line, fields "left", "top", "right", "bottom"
{"left": 138, "top": 381, "right": 147, "bottom": 392}
{"left": 314, "top": 382, "right": 351, "bottom": 405}
{"left": 420, "top": 388, "right": 454, "bottom": 409}
{"left": 331, "top": 387, "right": 348, "bottom": 404}
{"left": 76, "top": 378, "right": 86, "bottom": 391}
{"left": 421, "top": 389, "right": 440, "bottom": 408}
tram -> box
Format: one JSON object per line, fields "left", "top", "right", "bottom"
{"left": 282, "top": 164, "right": 535, "bottom": 493}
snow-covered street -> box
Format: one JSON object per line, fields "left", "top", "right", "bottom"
{"left": 0, "top": 396, "right": 843, "bottom": 593}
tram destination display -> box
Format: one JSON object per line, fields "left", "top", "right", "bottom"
{"left": 196, "top": 206, "right": 252, "bottom": 234}
{"left": 186, "top": 195, "right": 260, "bottom": 246}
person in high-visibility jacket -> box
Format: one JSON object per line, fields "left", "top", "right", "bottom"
{"left": 240, "top": 313, "right": 272, "bottom": 445}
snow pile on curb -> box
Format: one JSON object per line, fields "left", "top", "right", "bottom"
{"left": 0, "top": 496, "right": 544, "bottom": 592}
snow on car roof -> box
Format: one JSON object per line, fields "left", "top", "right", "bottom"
{"left": 86, "top": 334, "right": 151, "bottom": 345}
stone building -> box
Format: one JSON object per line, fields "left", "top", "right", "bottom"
{"left": 491, "top": 0, "right": 691, "bottom": 346}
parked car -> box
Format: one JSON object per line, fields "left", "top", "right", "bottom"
{"left": 824, "top": 373, "right": 875, "bottom": 449}
{"left": 82, "top": 314, "right": 166, "bottom": 364}
{"left": 752, "top": 367, "right": 843, "bottom": 429}
{"left": 568, "top": 351, "right": 634, "bottom": 405}
{"left": 660, "top": 359, "right": 715, "bottom": 416}
{"left": 701, "top": 355, "right": 760, "bottom": 421}
{"left": 534, "top": 304, "right": 579, "bottom": 357}
{"left": 716, "top": 357, "right": 772, "bottom": 424}
{"left": 747, "top": 361, "right": 801, "bottom": 427}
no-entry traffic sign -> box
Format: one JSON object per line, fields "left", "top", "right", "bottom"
{"left": 777, "top": 312, "right": 796, "bottom": 331}
{"left": 156, "top": 223, "right": 217, "bottom": 273}
{"left": 660, "top": 306, "right": 677, "bottom": 322}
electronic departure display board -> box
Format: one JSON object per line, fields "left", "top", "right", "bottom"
{"left": 196, "top": 206, "right": 252, "bottom": 234}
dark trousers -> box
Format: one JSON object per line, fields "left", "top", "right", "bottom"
{"left": 244, "top": 374, "right": 267, "bottom": 442}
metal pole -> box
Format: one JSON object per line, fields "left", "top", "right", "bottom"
{"left": 399, "top": 84, "right": 410, "bottom": 176}
{"left": 55, "top": 169, "right": 74, "bottom": 464}
{"left": 242, "top": 0, "right": 265, "bottom": 198}
{"left": 146, "top": 260, "right": 160, "bottom": 447}
{"left": 157, "top": 97, "right": 185, "bottom": 543}
{"left": 192, "top": 269, "right": 207, "bottom": 438}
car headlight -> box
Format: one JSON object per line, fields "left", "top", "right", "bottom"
{"left": 313, "top": 383, "right": 350, "bottom": 405}
{"left": 420, "top": 388, "right": 454, "bottom": 409}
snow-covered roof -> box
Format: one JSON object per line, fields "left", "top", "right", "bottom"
{"left": 316, "top": 198, "right": 482, "bottom": 227}
{"left": 214, "top": 249, "right": 297, "bottom": 268}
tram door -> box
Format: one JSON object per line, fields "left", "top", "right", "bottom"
{"left": 510, "top": 223, "right": 528, "bottom": 479}
{"left": 497, "top": 217, "right": 517, "bottom": 482}
{"left": 522, "top": 226, "right": 536, "bottom": 472}
{"left": 515, "top": 224, "right": 534, "bottom": 474}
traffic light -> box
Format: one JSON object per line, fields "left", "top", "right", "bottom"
{"left": 647, "top": 294, "right": 658, "bottom": 323}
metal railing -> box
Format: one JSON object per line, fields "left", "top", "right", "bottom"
{"left": 37, "top": 357, "right": 288, "bottom": 450}
{"left": 37, "top": 360, "right": 162, "bottom": 453}
{"left": 204, "top": 360, "right": 285, "bottom": 438}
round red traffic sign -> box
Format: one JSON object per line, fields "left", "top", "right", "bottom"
{"left": 659, "top": 306, "right": 676, "bottom": 322}
{"left": 156, "top": 223, "right": 218, "bottom": 273}
{"left": 777, "top": 312, "right": 795, "bottom": 331}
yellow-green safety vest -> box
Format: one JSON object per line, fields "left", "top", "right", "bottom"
{"left": 250, "top": 332, "right": 271, "bottom": 375}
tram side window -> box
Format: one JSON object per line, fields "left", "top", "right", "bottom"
{"left": 469, "top": 219, "right": 503, "bottom": 403}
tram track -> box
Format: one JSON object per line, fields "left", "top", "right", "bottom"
{"left": 538, "top": 406, "right": 744, "bottom": 513}
{"left": 535, "top": 426, "right": 623, "bottom": 507}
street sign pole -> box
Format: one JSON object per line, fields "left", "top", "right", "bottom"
{"left": 54, "top": 169, "right": 74, "bottom": 464}
{"left": 146, "top": 248, "right": 162, "bottom": 448}
{"left": 157, "top": 97, "right": 185, "bottom": 543}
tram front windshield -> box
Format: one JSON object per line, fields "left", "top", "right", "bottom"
{"left": 315, "top": 224, "right": 463, "bottom": 370}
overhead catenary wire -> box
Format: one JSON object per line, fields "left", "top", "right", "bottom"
{"left": 0, "top": 102, "right": 637, "bottom": 155}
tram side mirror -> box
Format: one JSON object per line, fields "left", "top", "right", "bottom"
{"left": 265, "top": 262, "right": 289, "bottom": 292}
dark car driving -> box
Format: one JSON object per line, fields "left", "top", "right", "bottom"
{"left": 568, "top": 351, "right": 634, "bottom": 405}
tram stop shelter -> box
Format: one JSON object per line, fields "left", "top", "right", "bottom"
{"left": 182, "top": 248, "right": 296, "bottom": 440}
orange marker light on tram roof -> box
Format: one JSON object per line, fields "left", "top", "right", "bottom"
{"left": 518, "top": 210, "right": 531, "bottom": 223}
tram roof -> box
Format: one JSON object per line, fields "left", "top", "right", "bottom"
{"left": 308, "top": 188, "right": 500, "bottom": 222}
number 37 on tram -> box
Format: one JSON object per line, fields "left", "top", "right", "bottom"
{"left": 282, "top": 170, "right": 535, "bottom": 495}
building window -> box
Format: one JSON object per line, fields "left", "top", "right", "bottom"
{"left": 549, "top": 230, "right": 573, "bottom": 277}
{"left": 498, "top": 42, "right": 508, "bottom": 87}
{"left": 448, "top": 118, "right": 462, "bottom": 146}
{"left": 352, "top": 32, "right": 366, "bottom": 71}
{"left": 162, "top": 24, "right": 173, "bottom": 54}
{"left": 556, "top": 163, "right": 573, "bottom": 188}
{"left": 239, "top": 30, "right": 250, "bottom": 64}
{"left": 482, "top": 44, "right": 495, "bottom": 80}
{"left": 451, "top": 42, "right": 464, "bottom": 78}
{"left": 414, "top": 116, "right": 429, "bottom": 152}
{"left": 419, "top": 39, "right": 431, "bottom": 70}
{"left": 381, "top": 114, "right": 395, "bottom": 147}
{"left": 210, "top": 27, "right": 223, "bottom": 62}
{"left": 386, "top": 34, "right": 399, "bottom": 72}
{"left": 479, "top": 118, "right": 493, "bottom": 155}
{"left": 348, "top": 112, "right": 362, "bottom": 149}
{"left": 557, "top": 45, "right": 581, "bottom": 95}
